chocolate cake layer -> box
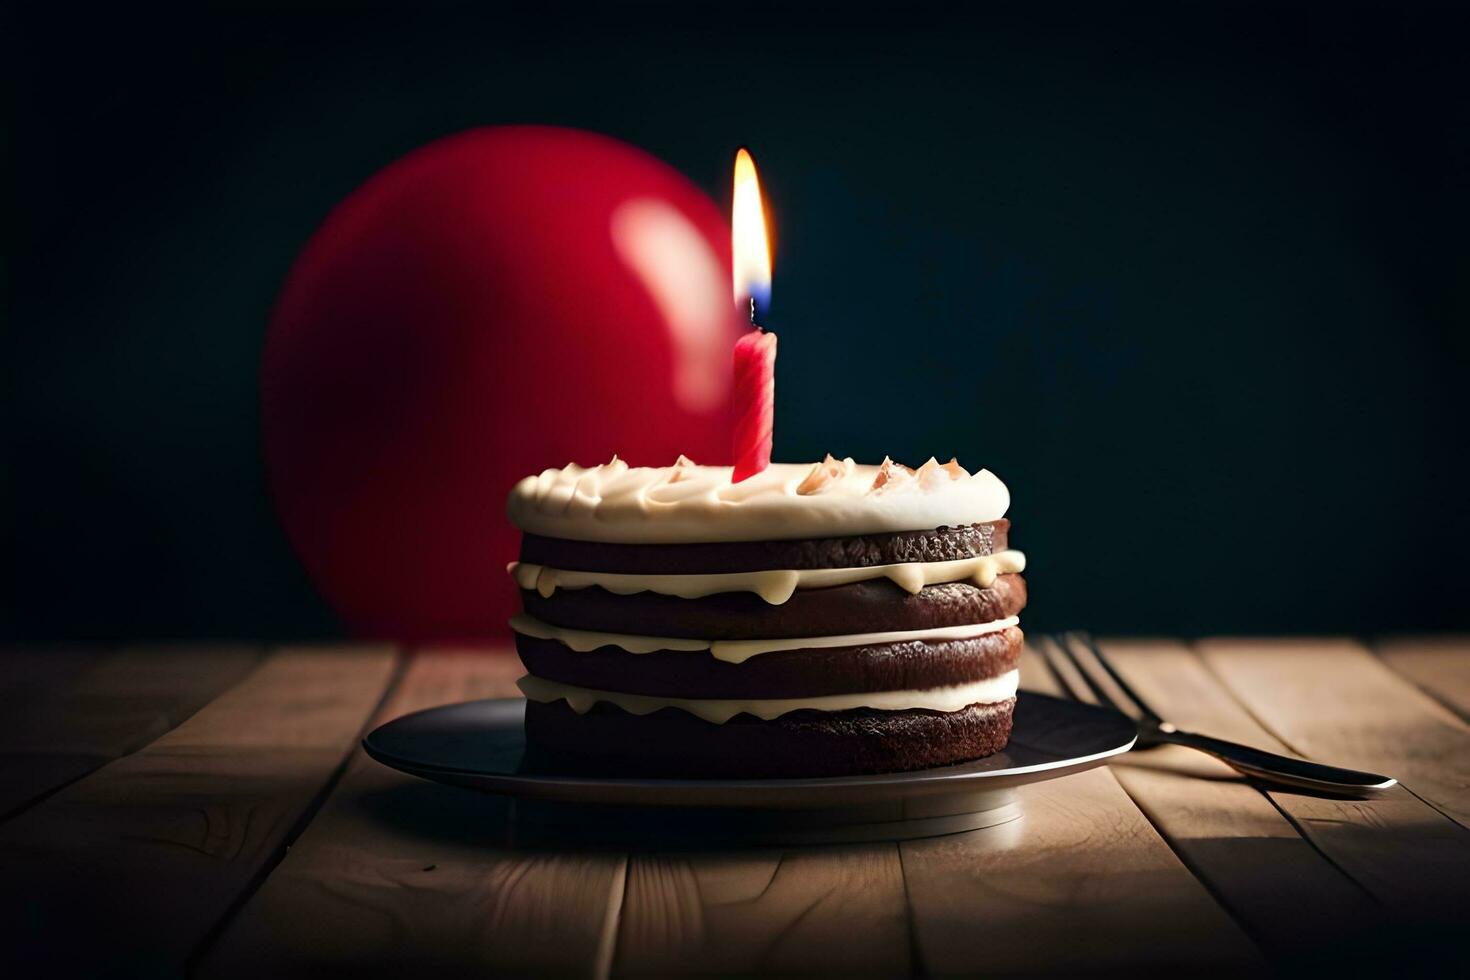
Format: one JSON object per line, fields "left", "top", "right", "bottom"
{"left": 524, "top": 697, "right": 1017, "bottom": 778}
{"left": 520, "top": 521, "right": 1008, "bottom": 574}
{"left": 522, "top": 574, "right": 1027, "bottom": 640}
{"left": 516, "top": 626, "right": 1023, "bottom": 700}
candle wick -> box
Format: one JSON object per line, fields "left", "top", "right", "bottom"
{"left": 748, "top": 296, "right": 757, "bottom": 326}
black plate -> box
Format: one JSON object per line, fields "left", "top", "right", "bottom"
{"left": 364, "top": 691, "right": 1137, "bottom": 809}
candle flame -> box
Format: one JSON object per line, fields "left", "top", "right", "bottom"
{"left": 732, "top": 147, "right": 772, "bottom": 319}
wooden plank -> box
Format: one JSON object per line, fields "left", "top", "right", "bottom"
{"left": 902, "top": 766, "right": 1262, "bottom": 975}
{"left": 614, "top": 847, "right": 909, "bottom": 977}
{"left": 0, "top": 643, "right": 261, "bottom": 818}
{"left": 1197, "top": 638, "right": 1470, "bottom": 830}
{"left": 0, "top": 644, "right": 110, "bottom": 697}
{"left": 1375, "top": 635, "right": 1470, "bottom": 721}
{"left": 1179, "top": 637, "right": 1470, "bottom": 973}
{"left": 0, "top": 646, "right": 114, "bottom": 818}
{"left": 198, "top": 650, "right": 629, "bottom": 980}
{"left": 0, "top": 645, "right": 398, "bottom": 977}
{"left": 1094, "top": 640, "right": 1383, "bottom": 961}
{"left": 1185, "top": 638, "right": 1470, "bottom": 910}
{"left": 900, "top": 644, "right": 1262, "bottom": 975}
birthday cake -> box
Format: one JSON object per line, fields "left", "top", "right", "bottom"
{"left": 506, "top": 454, "right": 1027, "bottom": 777}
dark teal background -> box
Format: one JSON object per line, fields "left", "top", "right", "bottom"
{"left": 7, "top": 3, "right": 1468, "bottom": 640}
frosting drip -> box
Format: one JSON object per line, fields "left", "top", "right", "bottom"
{"left": 506, "top": 457, "right": 1011, "bottom": 544}
{"left": 510, "top": 550, "right": 1026, "bottom": 604}
{"left": 509, "top": 613, "right": 1020, "bottom": 664}
{"left": 517, "top": 670, "right": 1020, "bottom": 724}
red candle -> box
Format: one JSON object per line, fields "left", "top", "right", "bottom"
{"left": 730, "top": 147, "right": 776, "bottom": 483}
{"left": 732, "top": 326, "right": 777, "bottom": 482}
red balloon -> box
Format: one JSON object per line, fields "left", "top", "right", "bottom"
{"left": 263, "top": 126, "right": 742, "bottom": 642}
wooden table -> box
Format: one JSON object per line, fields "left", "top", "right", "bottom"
{"left": 2, "top": 637, "right": 1467, "bottom": 977}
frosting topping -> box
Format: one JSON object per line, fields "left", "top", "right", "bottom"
{"left": 510, "top": 550, "right": 1025, "bottom": 604}
{"left": 506, "top": 456, "right": 1011, "bottom": 544}
{"left": 509, "top": 613, "right": 1020, "bottom": 664}
{"left": 517, "top": 670, "right": 1020, "bottom": 724}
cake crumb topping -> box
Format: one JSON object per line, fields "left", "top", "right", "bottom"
{"left": 796, "top": 454, "right": 853, "bottom": 495}
{"left": 871, "top": 457, "right": 915, "bottom": 492}
{"left": 667, "top": 454, "right": 699, "bottom": 483}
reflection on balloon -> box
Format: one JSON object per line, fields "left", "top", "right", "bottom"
{"left": 612, "top": 198, "right": 732, "bottom": 414}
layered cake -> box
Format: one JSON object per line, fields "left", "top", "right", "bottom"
{"left": 506, "top": 454, "right": 1027, "bottom": 778}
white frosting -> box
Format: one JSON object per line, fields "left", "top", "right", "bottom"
{"left": 509, "top": 613, "right": 1020, "bottom": 664}
{"left": 510, "top": 550, "right": 1025, "bottom": 604}
{"left": 517, "top": 670, "right": 1020, "bottom": 724}
{"left": 505, "top": 457, "right": 1011, "bottom": 544}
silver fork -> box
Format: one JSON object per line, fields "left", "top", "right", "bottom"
{"left": 1040, "top": 632, "right": 1397, "bottom": 796}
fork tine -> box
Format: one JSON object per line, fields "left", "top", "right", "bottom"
{"left": 1034, "top": 635, "right": 1081, "bottom": 700}
{"left": 1070, "top": 632, "right": 1162, "bottom": 723}
{"left": 1034, "top": 637, "right": 1093, "bottom": 705}
{"left": 1049, "top": 633, "right": 1119, "bottom": 708}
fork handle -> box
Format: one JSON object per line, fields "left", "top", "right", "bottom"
{"left": 1151, "top": 726, "right": 1397, "bottom": 795}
